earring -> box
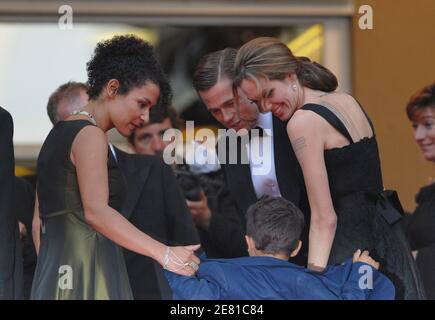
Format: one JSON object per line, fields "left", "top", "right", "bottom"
{"left": 291, "top": 84, "right": 297, "bottom": 92}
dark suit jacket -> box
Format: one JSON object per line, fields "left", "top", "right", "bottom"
{"left": 209, "top": 116, "right": 310, "bottom": 264}
{"left": 114, "top": 148, "right": 200, "bottom": 299}
{"left": 404, "top": 183, "right": 435, "bottom": 299}
{"left": 14, "top": 176, "right": 36, "bottom": 299}
{"left": 0, "top": 107, "right": 23, "bottom": 299}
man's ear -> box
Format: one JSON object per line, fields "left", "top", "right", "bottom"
{"left": 290, "top": 240, "right": 302, "bottom": 257}
{"left": 106, "top": 79, "right": 120, "bottom": 98}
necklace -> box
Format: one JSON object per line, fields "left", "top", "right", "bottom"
{"left": 71, "top": 110, "right": 97, "bottom": 126}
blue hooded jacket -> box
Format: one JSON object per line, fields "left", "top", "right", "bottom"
{"left": 165, "top": 256, "right": 395, "bottom": 300}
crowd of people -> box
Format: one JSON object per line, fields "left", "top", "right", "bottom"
{"left": 0, "top": 34, "right": 433, "bottom": 300}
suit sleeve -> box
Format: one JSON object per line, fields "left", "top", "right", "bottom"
{"left": 161, "top": 161, "right": 201, "bottom": 246}
{"left": 404, "top": 193, "right": 435, "bottom": 250}
{"left": 14, "top": 177, "right": 35, "bottom": 231}
{"left": 206, "top": 186, "right": 248, "bottom": 257}
{"left": 0, "top": 108, "right": 16, "bottom": 299}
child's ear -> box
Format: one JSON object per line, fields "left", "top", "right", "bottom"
{"left": 290, "top": 240, "right": 302, "bottom": 257}
{"left": 245, "top": 235, "right": 256, "bottom": 256}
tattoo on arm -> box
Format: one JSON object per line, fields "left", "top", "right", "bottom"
{"left": 292, "top": 137, "right": 307, "bottom": 155}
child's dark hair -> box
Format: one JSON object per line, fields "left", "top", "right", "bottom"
{"left": 86, "top": 34, "right": 172, "bottom": 110}
{"left": 246, "top": 195, "right": 304, "bottom": 255}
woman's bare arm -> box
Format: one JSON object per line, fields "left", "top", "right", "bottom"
{"left": 287, "top": 111, "right": 337, "bottom": 271}
{"left": 72, "top": 126, "right": 199, "bottom": 275}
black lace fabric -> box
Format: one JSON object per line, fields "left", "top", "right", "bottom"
{"left": 324, "top": 137, "right": 426, "bottom": 299}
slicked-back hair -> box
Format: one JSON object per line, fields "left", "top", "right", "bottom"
{"left": 193, "top": 48, "right": 237, "bottom": 92}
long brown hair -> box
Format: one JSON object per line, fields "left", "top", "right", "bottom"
{"left": 232, "top": 37, "right": 338, "bottom": 102}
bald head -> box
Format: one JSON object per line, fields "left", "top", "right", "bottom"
{"left": 47, "top": 82, "right": 89, "bottom": 125}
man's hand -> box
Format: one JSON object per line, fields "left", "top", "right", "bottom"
{"left": 18, "top": 221, "right": 27, "bottom": 240}
{"left": 186, "top": 191, "right": 211, "bottom": 229}
{"left": 353, "top": 249, "right": 380, "bottom": 270}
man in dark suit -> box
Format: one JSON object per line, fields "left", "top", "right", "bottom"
{"left": 112, "top": 148, "right": 200, "bottom": 299}
{"left": 42, "top": 82, "right": 200, "bottom": 299}
{"left": 128, "top": 106, "right": 235, "bottom": 258}
{"left": 0, "top": 106, "right": 23, "bottom": 299}
{"left": 191, "top": 49, "right": 310, "bottom": 265}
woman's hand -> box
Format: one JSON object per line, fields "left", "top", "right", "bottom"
{"left": 161, "top": 244, "right": 201, "bottom": 276}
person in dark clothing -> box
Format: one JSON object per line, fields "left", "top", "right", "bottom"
{"left": 31, "top": 35, "right": 199, "bottom": 300}
{"left": 38, "top": 79, "right": 200, "bottom": 299}
{"left": 404, "top": 83, "right": 435, "bottom": 299}
{"left": 14, "top": 176, "right": 36, "bottom": 300}
{"left": 231, "top": 36, "right": 425, "bottom": 299}
{"left": 192, "top": 48, "right": 310, "bottom": 265}
{"left": 128, "top": 106, "right": 235, "bottom": 258}
{"left": 0, "top": 106, "right": 23, "bottom": 299}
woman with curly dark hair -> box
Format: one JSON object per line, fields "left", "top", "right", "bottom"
{"left": 31, "top": 35, "right": 200, "bottom": 300}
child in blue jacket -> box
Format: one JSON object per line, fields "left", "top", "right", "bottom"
{"left": 165, "top": 195, "right": 395, "bottom": 300}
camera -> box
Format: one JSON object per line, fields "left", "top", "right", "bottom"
{"left": 173, "top": 166, "right": 202, "bottom": 201}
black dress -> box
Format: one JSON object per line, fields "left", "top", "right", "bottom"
{"left": 301, "top": 104, "right": 426, "bottom": 300}
{"left": 406, "top": 182, "right": 435, "bottom": 299}
{"left": 31, "top": 120, "right": 133, "bottom": 299}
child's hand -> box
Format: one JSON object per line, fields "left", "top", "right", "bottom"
{"left": 353, "top": 249, "right": 380, "bottom": 270}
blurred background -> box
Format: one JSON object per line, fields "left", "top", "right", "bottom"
{"left": 1, "top": 0, "right": 434, "bottom": 211}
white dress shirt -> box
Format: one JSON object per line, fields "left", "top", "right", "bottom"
{"left": 248, "top": 112, "right": 282, "bottom": 198}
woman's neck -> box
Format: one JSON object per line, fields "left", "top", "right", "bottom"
{"left": 82, "top": 100, "right": 113, "bottom": 132}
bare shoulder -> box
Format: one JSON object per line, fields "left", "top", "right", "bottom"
{"left": 71, "top": 125, "right": 108, "bottom": 161}
{"left": 320, "top": 91, "right": 360, "bottom": 109}
{"left": 287, "top": 109, "right": 327, "bottom": 136}
{"left": 74, "top": 124, "right": 106, "bottom": 145}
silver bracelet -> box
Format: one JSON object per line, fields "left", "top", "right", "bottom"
{"left": 163, "top": 247, "right": 171, "bottom": 270}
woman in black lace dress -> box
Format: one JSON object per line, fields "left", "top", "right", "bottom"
{"left": 232, "top": 37, "right": 425, "bottom": 299}
{"left": 404, "top": 83, "right": 435, "bottom": 299}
